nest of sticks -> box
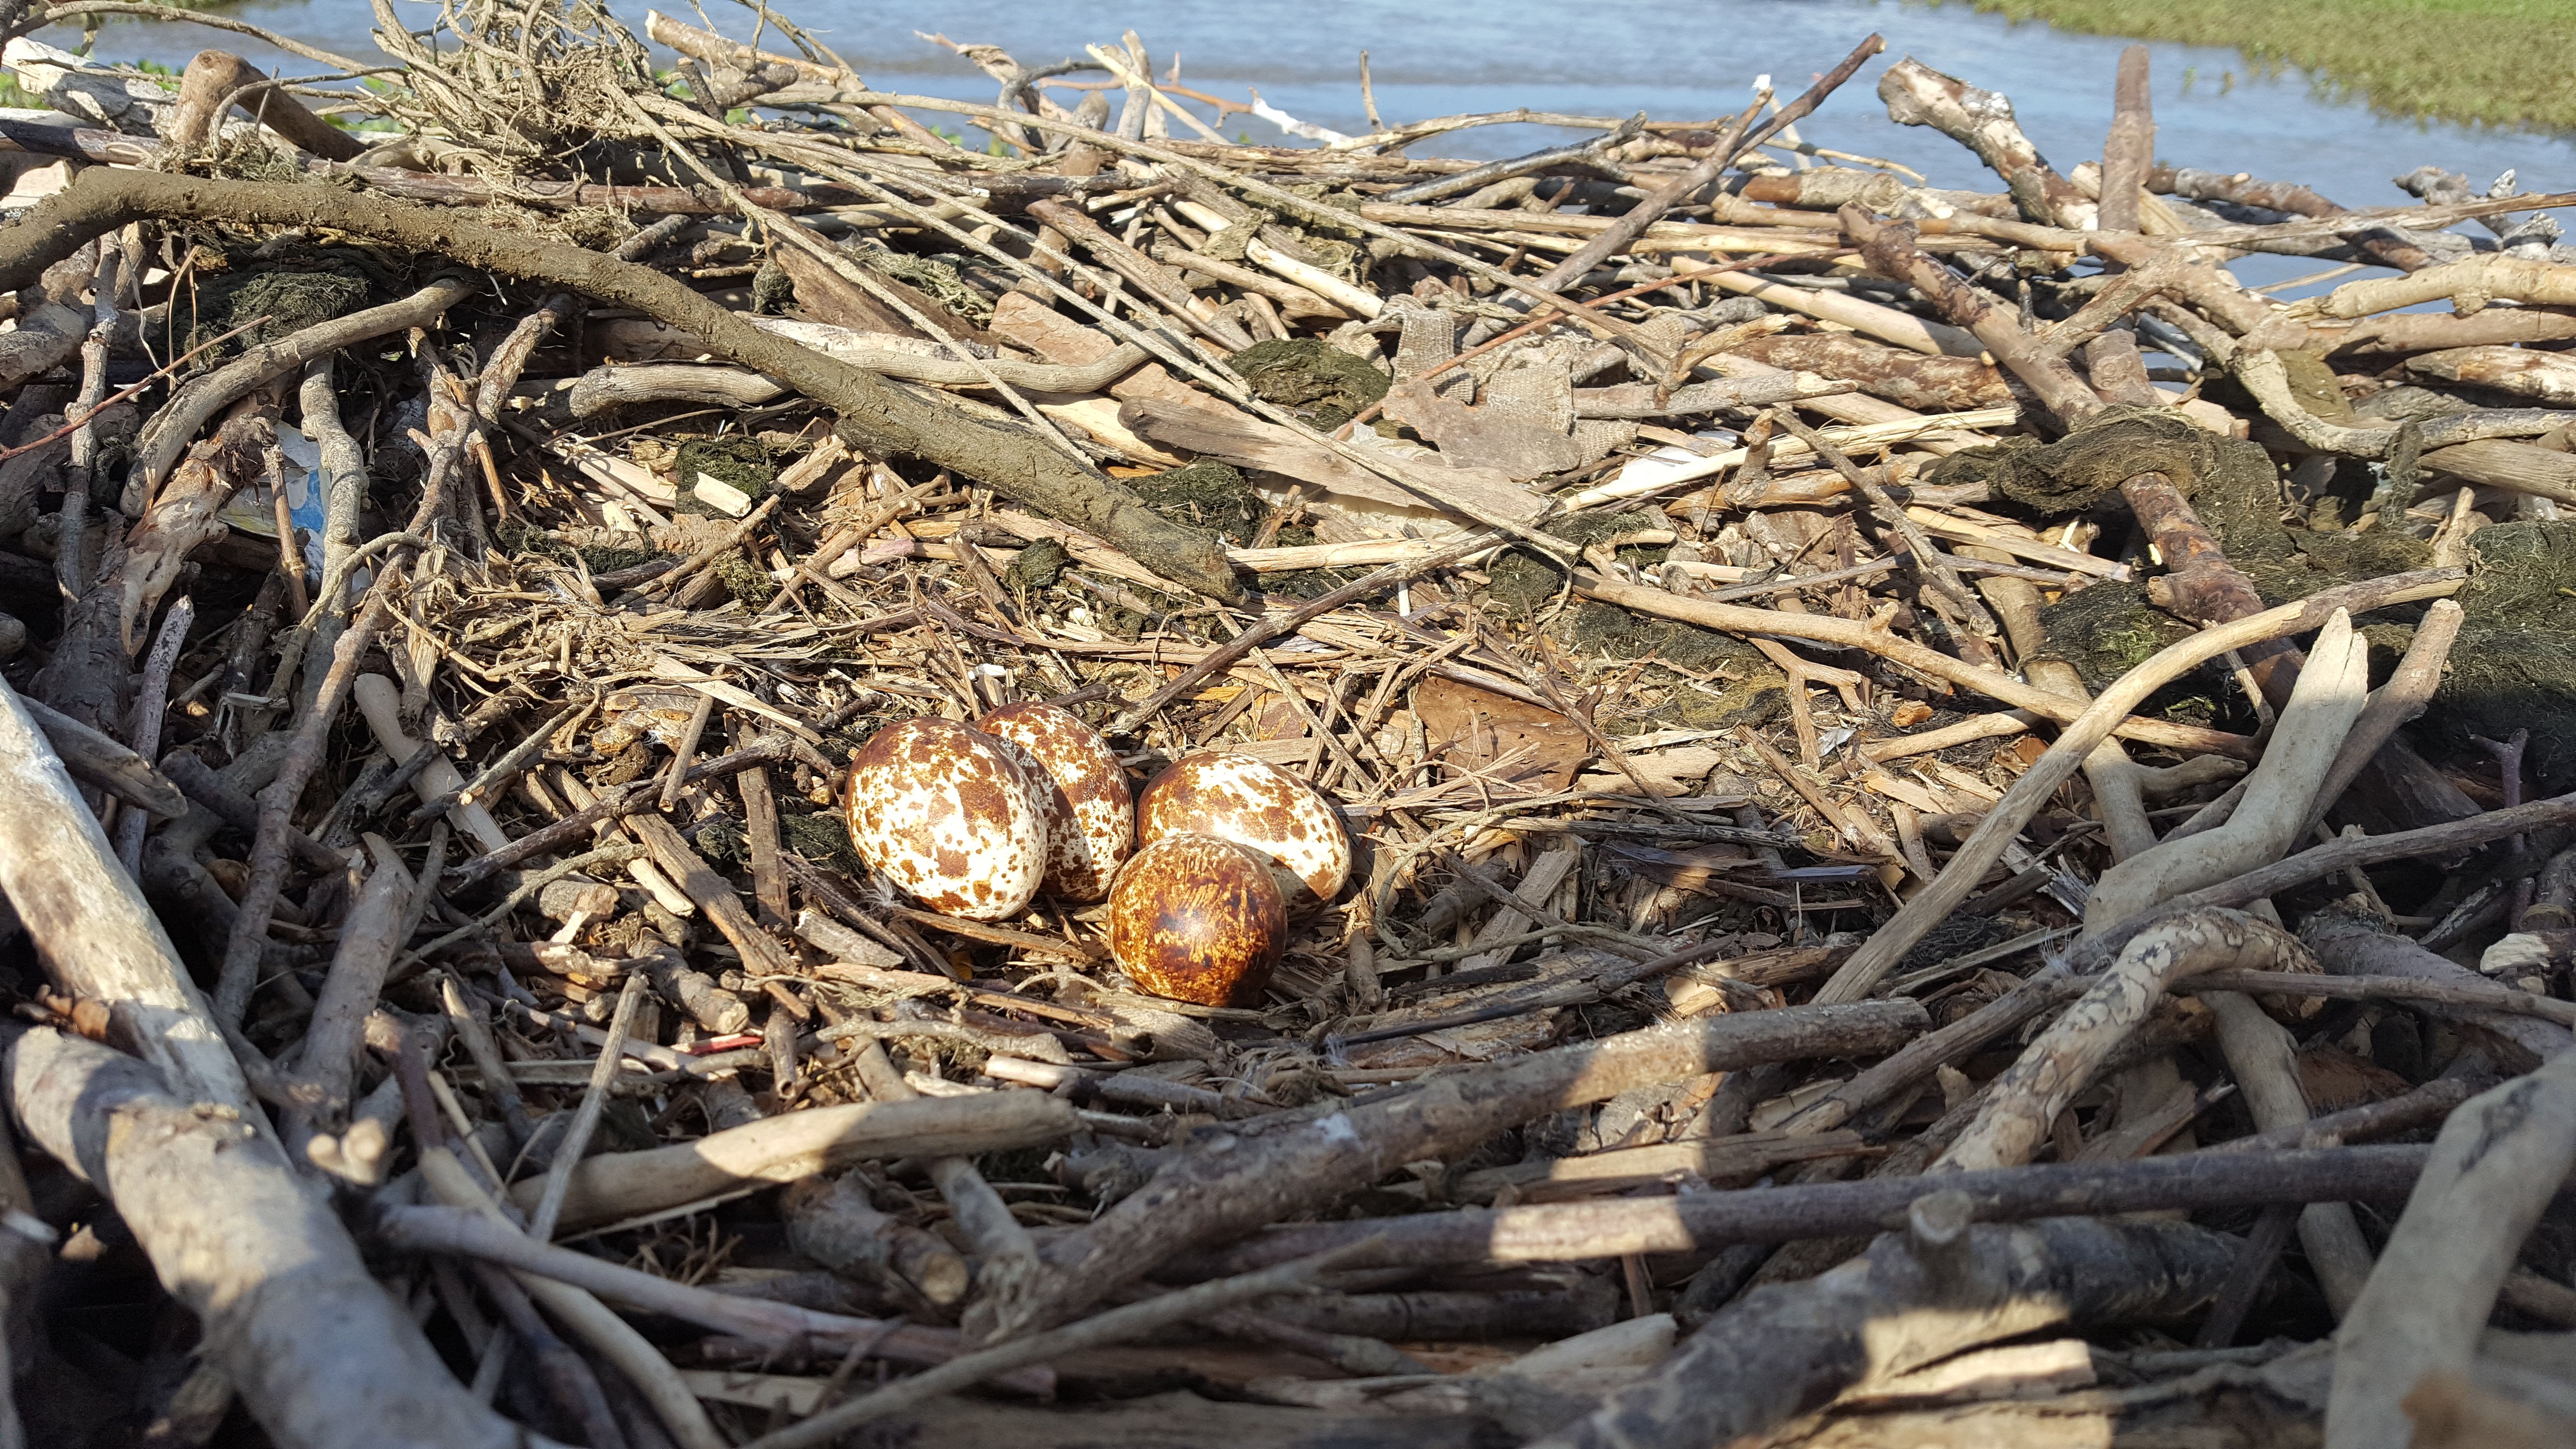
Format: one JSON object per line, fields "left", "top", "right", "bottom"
{"left": 6, "top": 8, "right": 2576, "bottom": 1448}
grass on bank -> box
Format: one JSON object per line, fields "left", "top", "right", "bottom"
{"left": 1957, "top": 0, "right": 2576, "bottom": 133}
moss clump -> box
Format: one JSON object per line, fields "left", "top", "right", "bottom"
{"left": 1004, "top": 536, "right": 1069, "bottom": 591}
{"left": 1565, "top": 601, "right": 1758, "bottom": 675}
{"left": 2036, "top": 581, "right": 2231, "bottom": 724}
{"left": 2036, "top": 581, "right": 2197, "bottom": 691}
{"left": 192, "top": 262, "right": 374, "bottom": 353}
{"left": 692, "top": 815, "right": 748, "bottom": 869}
{"left": 671, "top": 437, "right": 775, "bottom": 515}
{"left": 751, "top": 258, "right": 795, "bottom": 315}
{"left": 1226, "top": 338, "right": 1388, "bottom": 428}
{"left": 1128, "top": 460, "right": 1263, "bottom": 545}
{"left": 495, "top": 515, "right": 574, "bottom": 564}
{"left": 850, "top": 239, "right": 992, "bottom": 323}
{"left": 2416, "top": 520, "right": 2576, "bottom": 790}
{"left": 1482, "top": 510, "right": 1674, "bottom": 619}
{"left": 779, "top": 807, "right": 865, "bottom": 873}
{"left": 1928, "top": 405, "right": 2431, "bottom": 605}
{"left": 579, "top": 544, "right": 662, "bottom": 574}
{"left": 712, "top": 552, "right": 773, "bottom": 606}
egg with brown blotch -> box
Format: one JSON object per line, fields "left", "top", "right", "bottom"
{"left": 1108, "top": 835, "right": 1287, "bottom": 1007}
{"left": 841, "top": 717, "right": 1048, "bottom": 921}
{"left": 974, "top": 702, "right": 1133, "bottom": 902}
{"left": 1137, "top": 751, "right": 1351, "bottom": 903}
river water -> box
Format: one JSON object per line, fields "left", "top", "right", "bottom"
{"left": 39, "top": 0, "right": 2576, "bottom": 282}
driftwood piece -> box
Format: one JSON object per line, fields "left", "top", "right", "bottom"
{"left": 1814, "top": 568, "right": 2462, "bottom": 1004}
{"left": 2301, "top": 910, "right": 2573, "bottom": 1067}
{"left": 2085, "top": 611, "right": 2368, "bottom": 928}
{"left": 2330, "top": 1051, "right": 2576, "bottom": 1449}
{"left": 503, "top": 1088, "right": 1079, "bottom": 1231}
{"left": 1167, "top": 1141, "right": 2453, "bottom": 1277}
{"left": 1526, "top": 1210, "right": 2235, "bottom": 1449}
{"left": 782, "top": 1170, "right": 970, "bottom": 1307}
{"left": 376, "top": 1204, "right": 1013, "bottom": 1377}
{"left": 1878, "top": 57, "right": 2089, "bottom": 227}
{"left": 1939, "top": 910, "right": 2314, "bottom": 1173}
{"left": 2308, "top": 256, "right": 2576, "bottom": 321}
{"left": 9, "top": 1029, "right": 546, "bottom": 1449}
{"left": 161, "top": 48, "right": 365, "bottom": 161}
{"left": 982, "top": 998, "right": 1928, "bottom": 1336}
{"left": 0, "top": 673, "right": 251, "bottom": 1110}
{"left": 17, "top": 692, "right": 189, "bottom": 818}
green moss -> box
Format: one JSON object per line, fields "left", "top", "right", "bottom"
{"left": 192, "top": 262, "right": 374, "bottom": 353}
{"left": 670, "top": 437, "right": 774, "bottom": 516}
{"left": 1225, "top": 338, "right": 1388, "bottom": 429}
{"left": 495, "top": 515, "right": 574, "bottom": 564}
{"left": 779, "top": 807, "right": 865, "bottom": 874}
{"left": 2037, "top": 581, "right": 2197, "bottom": 692}
{"left": 1128, "top": 460, "right": 1263, "bottom": 545}
{"left": 712, "top": 552, "right": 773, "bottom": 606}
{"left": 1003, "top": 536, "right": 1069, "bottom": 590}
{"left": 2415, "top": 520, "right": 2576, "bottom": 790}
{"left": 2036, "top": 580, "right": 2223, "bottom": 723}
{"left": 849, "top": 239, "right": 992, "bottom": 324}
{"left": 751, "top": 258, "right": 795, "bottom": 315}
{"left": 580, "top": 544, "right": 662, "bottom": 574}
{"left": 692, "top": 815, "right": 748, "bottom": 869}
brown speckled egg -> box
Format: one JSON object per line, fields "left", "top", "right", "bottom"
{"left": 1138, "top": 752, "right": 1350, "bottom": 903}
{"left": 1109, "top": 835, "right": 1287, "bottom": 1006}
{"left": 842, "top": 718, "right": 1047, "bottom": 921}
{"left": 975, "top": 702, "right": 1133, "bottom": 902}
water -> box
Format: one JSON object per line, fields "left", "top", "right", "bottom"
{"left": 40, "top": 0, "right": 2576, "bottom": 283}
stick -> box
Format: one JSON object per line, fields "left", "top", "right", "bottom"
{"left": 128, "top": 277, "right": 475, "bottom": 507}
{"left": 525, "top": 972, "right": 646, "bottom": 1241}
{"left": 112, "top": 595, "right": 192, "bottom": 872}
{"left": 1937, "top": 909, "right": 2314, "bottom": 1173}
{"left": 1165, "top": 1141, "right": 2460, "bottom": 1277}
{"left": 980, "top": 999, "right": 1928, "bottom": 1338}
{"left": 501, "top": 1090, "right": 1079, "bottom": 1232}
{"left": 1810, "top": 567, "right": 2463, "bottom": 1006}
{"left": 736, "top": 1240, "right": 1386, "bottom": 1449}
{"left": 375, "top": 1205, "right": 1019, "bottom": 1379}
{"left": 1530, "top": 33, "right": 1884, "bottom": 291}
{"left": 2298, "top": 598, "right": 2464, "bottom": 840}
{"left": 9, "top": 1029, "right": 550, "bottom": 1449}
{"left": 1526, "top": 1211, "right": 2237, "bottom": 1449}
{"left": 1574, "top": 571, "right": 2259, "bottom": 759}
{"left": 16, "top": 692, "right": 191, "bottom": 819}
{"left": 2084, "top": 610, "right": 2370, "bottom": 929}
{"left": 2330, "top": 1052, "right": 2576, "bottom": 1449}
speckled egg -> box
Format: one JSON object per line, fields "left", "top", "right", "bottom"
{"left": 842, "top": 718, "right": 1047, "bottom": 921}
{"left": 1138, "top": 752, "right": 1351, "bottom": 903}
{"left": 975, "top": 702, "right": 1133, "bottom": 902}
{"left": 1109, "top": 835, "right": 1287, "bottom": 1006}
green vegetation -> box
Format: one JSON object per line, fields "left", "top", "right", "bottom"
{"left": 1958, "top": 0, "right": 2576, "bottom": 133}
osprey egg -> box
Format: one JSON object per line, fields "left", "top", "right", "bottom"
{"left": 975, "top": 702, "right": 1134, "bottom": 902}
{"left": 841, "top": 717, "right": 1047, "bottom": 921}
{"left": 1109, "top": 835, "right": 1287, "bottom": 1007}
{"left": 1137, "top": 751, "right": 1351, "bottom": 902}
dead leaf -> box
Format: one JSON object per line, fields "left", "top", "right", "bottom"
{"left": 1416, "top": 675, "right": 1587, "bottom": 793}
{"left": 1383, "top": 378, "right": 1585, "bottom": 480}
